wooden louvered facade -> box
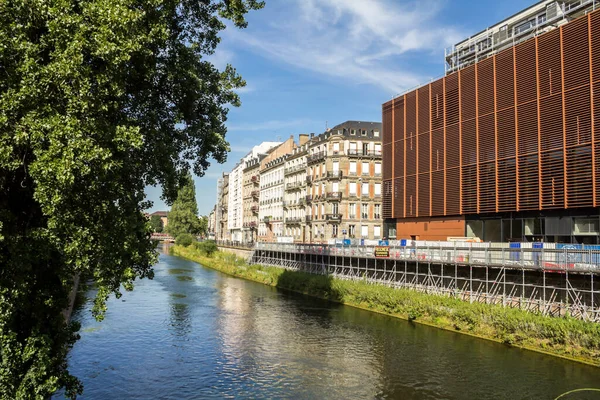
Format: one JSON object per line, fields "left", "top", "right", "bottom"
{"left": 383, "top": 10, "right": 600, "bottom": 242}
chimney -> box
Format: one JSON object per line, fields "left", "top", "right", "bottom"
{"left": 299, "top": 133, "right": 309, "bottom": 145}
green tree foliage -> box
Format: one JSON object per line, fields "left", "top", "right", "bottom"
{"left": 194, "top": 240, "right": 218, "bottom": 257}
{"left": 0, "top": 0, "right": 263, "bottom": 398}
{"left": 150, "top": 215, "right": 164, "bottom": 233}
{"left": 175, "top": 233, "right": 195, "bottom": 247}
{"left": 167, "top": 174, "right": 202, "bottom": 238}
{"left": 199, "top": 215, "right": 209, "bottom": 237}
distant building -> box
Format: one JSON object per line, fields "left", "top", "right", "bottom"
{"left": 227, "top": 142, "right": 280, "bottom": 243}
{"left": 150, "top": 211, "right": 169, "bottom": 229}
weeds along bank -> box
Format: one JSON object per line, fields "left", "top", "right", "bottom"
{"left": 170, "top": 245, "right": 600, "bottom": 367}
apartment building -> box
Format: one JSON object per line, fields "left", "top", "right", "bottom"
{"left": 257, "top": 136, "right": 302, "bottom": 242}
{"left": 384, "top": 1, "right": 600, "bottom": 243}
{"left": 217, "top": 173, "right": 230, "bottom": 241}
{"left": 226, "top": 142, "right": 280, "bottom": 242}
{"left": 305, "top": 121, "right": 383, "bottom": 243}
{"left": 283, "top": 142, "right": 309, "bottom": 242}
{"left": 242, "top": 155, "right": 264, "bottom": 243}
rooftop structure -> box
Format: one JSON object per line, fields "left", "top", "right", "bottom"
{"left": 445, "top": 0, "right": 599, "bottom": 74}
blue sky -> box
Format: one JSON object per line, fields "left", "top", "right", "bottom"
{"left": 145, "top": 0, "right": 537, "bottom": 216}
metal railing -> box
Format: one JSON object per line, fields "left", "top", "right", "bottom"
{"left": 254, "top": 241, "right": 600, "bottom": 273}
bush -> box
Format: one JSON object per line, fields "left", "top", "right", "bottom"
{"left": 175, "top": 233, "right": 195, "bottom": 247}
{"left": 194, "top": 240, "right": 218, "bottom": 257}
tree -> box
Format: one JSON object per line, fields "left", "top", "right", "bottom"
{"left": 0, "top": 0, "right": 263, "bottom": 398}
{"left": 199, "top": 215, "right": 209, "bottom": 237}
{"left": 167, "top": 174, "right": 202, "bottom": 238}
{"left": 150, "top": 215, "right": 164, "bottom": 233}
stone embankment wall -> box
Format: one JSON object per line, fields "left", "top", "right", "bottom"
{"left": 217, "top": 246, "right": 253, "bottom": 259}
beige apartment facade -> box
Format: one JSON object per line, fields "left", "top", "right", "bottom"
{"left": 305, "top": 121, "right": 383, "bottom": 243}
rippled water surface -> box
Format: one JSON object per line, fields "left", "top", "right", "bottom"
{"left": 56, "top": 246, "right": 600, "bottom": 399}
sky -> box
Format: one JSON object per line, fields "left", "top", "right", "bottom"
{"left": 145, "top": 0, "right": 538, "bottom": 216}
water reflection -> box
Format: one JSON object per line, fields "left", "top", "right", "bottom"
{"left": 56, "top": 249, "right": 600, "bottom": 400}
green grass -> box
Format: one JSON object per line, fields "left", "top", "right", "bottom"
{"left": 171, "top": 245, "right": 600, "bottom": 367}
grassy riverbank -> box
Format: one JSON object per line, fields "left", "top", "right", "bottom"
{"left": 171, "top": 245, "right": 600, "bottom": 366}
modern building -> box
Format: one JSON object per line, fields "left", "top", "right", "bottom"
{"left": 445, "top": 0, "right": 598, "bottom": 75}
{"left": 383, "top": 2, "right": 600, "bottom": 243}
{"left": 305, "top": 121, "right": 383, "bottom": 243}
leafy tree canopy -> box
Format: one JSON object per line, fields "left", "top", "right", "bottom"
{"left": 167, "top": 173, "right": 202, "bottom": 237}
{"left": 0, "top": 0, "right": 263, "bottom": 398}
{"left": 149, "top": 215, "right": 164, "bottom": 233}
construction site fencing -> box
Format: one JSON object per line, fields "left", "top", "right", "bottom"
{"left": 255, "top": 241, "right": 600, "bottom": 274}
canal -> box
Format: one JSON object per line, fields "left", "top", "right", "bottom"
{"left": 56, "top": 246, "right": 600, "bottom": 399}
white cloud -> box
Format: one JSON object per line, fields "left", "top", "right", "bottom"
{"left": 227, "top": 0, "right": 465, "bottom": 94}
{"left": 226, "top": 118, "right": 316, "bottom": 133}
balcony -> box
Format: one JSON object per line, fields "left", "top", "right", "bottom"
{"left": 251, "top": 205, "right": 259, "bottom": 213}
{"left": 361, "top": 192, "right": 370, "bottom": 198}
{"left": 365, "top": 150, "right": 382, "bottom": 158}
{"left": 326, "top": 170, "right": 342, "bottom": 179}
{"left": 251, "top": 175, "right": 259, "bottom": 183}
{"left": 305, "top": 195, "right": 313, "bottom": 204}
{"left": 305, "top": 215, "right": 313, "bottom": 223}
{"left": 326, "top": 214, "right": 342, "bottom": 223}
{"left": 286, "top": 181, "right": 302, "bottom": 190}
{"left": 251, "top": 191, "right": 259, "bottom": 198}
{"left": 307, "top": 151, "right": 327, "bottom": 164}
{"left": 306, "top": 175, "right": 313, "bottom": 184}
{"left": 263, "top": 216, "right": 271, "bottom": 224}
{"left": 284, "top": 164, "right": 307, "bottom": 176}
{"left": 347, "top": 149, "right": 362, "bottom": 157}
{"left": 326, "top": 191, "right": 342, "bottom": 201}
{"left": 285, "top": 217, "right": 302, "bottom": 224}
{"left": 249, "top": 221, "right": 257, "bottom": 228}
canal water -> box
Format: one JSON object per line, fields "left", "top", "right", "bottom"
{"left": 56, "top": 246, "right": 600, "bottom": 399}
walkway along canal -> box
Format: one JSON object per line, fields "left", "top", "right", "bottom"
{"left": 56, "top": 245, "right": 600, "bottom": 399}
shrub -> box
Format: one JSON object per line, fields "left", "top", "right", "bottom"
{"left": 194, "top": 240, "right": 218, "bottom": 257}
{"left": 175, "top": 233, "right": 195, "bottom": 247}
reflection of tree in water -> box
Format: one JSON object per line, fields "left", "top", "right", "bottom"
{"left": 170, "top": 302, "right": 191, "bottom": 336}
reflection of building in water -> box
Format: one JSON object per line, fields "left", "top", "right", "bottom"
{"left": 216, "top": 280, "right": 382, "bottom": 397}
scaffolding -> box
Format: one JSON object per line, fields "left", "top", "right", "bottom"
{"left": 249, "top": 242, "right": 600, "bottom": 322}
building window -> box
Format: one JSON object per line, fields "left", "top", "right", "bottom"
{"left": 362, "top": 182, "right": 369, "bottom": 196}
{"left": 375, "top": 183, "right": 381, "bottom": 196}
{"left": 332, "top": 202, "right": 339, "bottom": 214}
{"left": 361, "top": 203, "right": 368, "bottom": 219}
{"left": 333, "top": 161, "right": 339, "bottom": 173}
{"left": 361, "top": 225, "right": 368, "bottom": 238}
{"left": 332, "top": 224, "right": 338, "bottom": 237}
{"left": 351, "top": 129, "right": 356, "bottom": 135}
{"left": 374, "top": 130, "right": 380, "bottom": 137}
{"left": 375, "top": 163, "right": 382, "bottom": 176}
{"left": 349, "top": 224, "right": 355, "bottom": 237}
{"left": 349, "top": 203, "right": 356, "bottom": 218}
{"left": 374, "top": 204, "right": 381, "bottom": 219}
{"left": 361, "top": 129, "right": 367, "bottom": 136}
{"left": 350, "top": 161, "right": 357, "bottom": 174}
{"left": 332, "top": 182, "right": 339, "bottom": 192}
{"left": 362, "top": 162, "right": 369, "bottom": 175}
{"left": 349, "top": 182, "right": 357, "bottom": 196}
{"left": 333, "top": 142, "right": 340, "bottom": 154}
{"left": 374, "top": 226, "right": 381, "bottom": 238}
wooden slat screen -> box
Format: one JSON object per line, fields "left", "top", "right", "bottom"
{"left": 383, "top": 10, "right": 600, "bottom": 219}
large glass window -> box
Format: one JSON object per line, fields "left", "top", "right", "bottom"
{"left": 374, "top": 226, "right": 381, "bottom": 238}
{"left": 349, "top": 182, "right": 357, "bottom": 195}
{"left": 350, "top": 161, "right": 357, "bottom": 174}
{"left": 349, "top": 203, "right": 356, "bottom": 218}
